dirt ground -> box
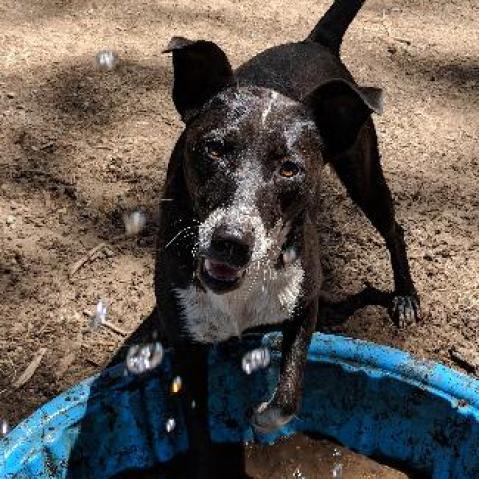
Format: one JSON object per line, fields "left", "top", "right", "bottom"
{"left": 1, "top": 0, "right": 478, "bottom": 435}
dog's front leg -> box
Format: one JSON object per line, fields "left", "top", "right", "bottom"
{"left": 250, "top": 299, "right": 318, "bottom": 434}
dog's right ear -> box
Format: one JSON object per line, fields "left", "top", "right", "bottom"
{"left": 163, "top": 37, "right": 234, "bottom": 122}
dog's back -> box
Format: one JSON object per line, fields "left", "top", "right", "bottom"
{"left": 236, "top": 0, "right": 364, "bottom": 100}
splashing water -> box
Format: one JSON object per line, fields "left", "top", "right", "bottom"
{"left": 123, "top": 210, "right": 146, "bottom": 237}
{"left": 242, "top": 347, "right": 271, "bottom": 374}
{"left": 1, "top": 419, "right": 9, "bottom": 436}
{"left": 125, "top": 342, "right": 164, "bottom": 375}
{"left": 331, "top": 448, "right": 343, "bottom": 478}
{"left": 165, "top": 418, "right": 176, "bottom": 433}
{"left": 292, "top": 468, "right": 306, "bottom": 478}
{"left": 95, "top": 50, "right": 118, "bottom": 71}
{"left": 90, "top": 299, "right": 107, "bottom": 330}
{"left": 170, "top": 376, "right": 183, "bottom": 394}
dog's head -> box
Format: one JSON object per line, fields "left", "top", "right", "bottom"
{"left": 165, "top": 37, "right": 382, "bottom": 294}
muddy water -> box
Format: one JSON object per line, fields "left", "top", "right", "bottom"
{"left": 246, "top": 433, "right": 413, "bottom": 478}
{"left": 113, "top": 433, "right": 416, "bottom": 478}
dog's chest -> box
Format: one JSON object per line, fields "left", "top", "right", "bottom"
{"left": 175, "top": 262, "right": 304, "bottom": 343}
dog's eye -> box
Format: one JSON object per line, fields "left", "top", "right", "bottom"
{"left": 279, "top": 161, "right": 300, "bottom": 178}
{"left": 204, "top": 140, "right": 224, "bottom": 160}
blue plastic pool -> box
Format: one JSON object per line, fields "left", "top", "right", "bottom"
{"left": 2, "top": 333, "right": 479, "bottom": 478}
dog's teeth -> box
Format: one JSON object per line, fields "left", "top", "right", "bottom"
{"left": 204, "top": 258, "right": 242, "bottom": 280}
{"left": 125, "top": 342, "right": 164, "bottom": 375}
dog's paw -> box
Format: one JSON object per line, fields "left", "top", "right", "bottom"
{"left": 389, "top": 295, "right": 420, "bottom": 328}
{"left": 250, "top": 401, "right": 294, "bottom": 434}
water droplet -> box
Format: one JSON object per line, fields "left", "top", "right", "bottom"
{"left": 123, "top": 210, "right": 146, "bottom": 237}
{"left": 1, "top": 419, "right": 9, "bottom": 436}
{"left": 125, "top": 342, "right": 164, "bottom": 374}
{"left": 331, "top": 448, "right": 343, "bottom": 478}
{"left": 165, "top": 418, "right": 176, "bottom": 433}
{"left": 293, "top": 468, "right": 305, "bottom": 478}
{"left": 95, "top": 50, "right": 118, "bottom": 71}
{"left": 91, "top": 299, "right": 107, "bottom": 329}
{"left": 242, "top": 347, "right": 271, "bottom": 375}
{"left": 170, "top": 376, "right": 182, "bottom": 394}
{"left": 191, "top": 400, "right": 196, "bottom": 409}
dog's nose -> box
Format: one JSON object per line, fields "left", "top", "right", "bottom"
{"left": 210, "top": 225, "right": 254, "bottom": 268}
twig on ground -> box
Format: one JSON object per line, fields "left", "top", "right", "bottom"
{"left": 381, "top": 10, "right": 411, "bottom": 46}
{"left": 69, "top": 234, "right": 126, "bottom": 278}
{"left": 85, "top": 358, "right": 103, "bottom": 368}
{"left": 13, "top": 348, "right": 47, "bottom": 389}
{"left": 392, "top": 36, "right": 411, "bottom": 45}
{"left": 82, "top": 309, "right": 129, "bottom": 336}
{"left": 55, "top": 352, "right": 77, "bottom": 380}
{"left": 102, "top": 320, "right": 129, "bottom": 336}
{"left": 69, "top": 242, "right": 109, "bottom": 278}
{"left": 449, "top": 347, "right": 479, "bottom": 375}
{"left": 381, "top": 10, "right": 392, "bottom": 37}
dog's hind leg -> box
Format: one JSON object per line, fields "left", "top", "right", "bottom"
{"left": 328, "top": 120, "right": 420, "bottom": 327}
{"left": 318, "top": 285, "right": 393, "bottom": 326}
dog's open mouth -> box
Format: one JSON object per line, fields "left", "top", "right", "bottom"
{"left": 199, "top": 258, "right": 246, "bottom": 293}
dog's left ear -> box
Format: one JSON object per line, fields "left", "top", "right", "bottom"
{"left": 305, "top": 79, "right": 383, "bottom": 155}
{"left": 164, "top": 36, "right": 234, "bottom": 122}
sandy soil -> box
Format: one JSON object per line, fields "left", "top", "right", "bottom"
{"left": 1, "top": 0, "right": 478, "bottom": 438}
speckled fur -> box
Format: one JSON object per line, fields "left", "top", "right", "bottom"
{"left": 154, "top": 0, "right": 419, "bottom": 451}
{"left": 175, "top": 259, "right": 304, "bottom": 342}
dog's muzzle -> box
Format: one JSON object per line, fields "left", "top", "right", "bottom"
{"left": 199, "top": 224, "right": 254, "bottom": 293}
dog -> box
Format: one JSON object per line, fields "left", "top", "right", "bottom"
{"left": 154, "top": 0, "right": 420, "bottom": 474}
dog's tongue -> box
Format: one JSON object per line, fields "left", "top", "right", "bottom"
{"left": 204, "top": 259, "right": 242, "bottom": 281}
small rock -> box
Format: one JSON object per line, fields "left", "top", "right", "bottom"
{"left": 423, "top": 252, "right": 433, "bottom": 261}
{"left": 104, "top": 247, "right": 115, "bottom": 258}
{"left": 6, "top": 215, "right": 16, "bottom": 225}
{"left": 450, "top": 346, "right": 479, "bottom": 374}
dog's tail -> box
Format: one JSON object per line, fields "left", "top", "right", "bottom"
{"left": 307, "top": 0, "right": 366, "bottom": 56}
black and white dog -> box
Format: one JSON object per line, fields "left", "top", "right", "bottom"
{"left": 153, "top": 0, "right": 419, "bottom": 474}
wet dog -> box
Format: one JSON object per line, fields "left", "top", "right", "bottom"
{"left": 154, "top": 0, "right": 420, "bottom": 475}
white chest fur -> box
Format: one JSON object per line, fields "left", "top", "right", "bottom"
{"left": 174, "top": 261, "right": 305, "bottom": 343}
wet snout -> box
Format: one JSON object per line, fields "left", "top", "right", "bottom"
{"left": 210, "top": 224, "right": 254, "bottom": 268}
{"left": 199, "top": 222, "right": 255, "bottom": 293}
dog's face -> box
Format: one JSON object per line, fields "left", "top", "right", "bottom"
{"left": 183, "top": 87, "right": 322, "bottom": 293}
{"left": 165, "top": 37, "right": 383, "bottom": 294}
